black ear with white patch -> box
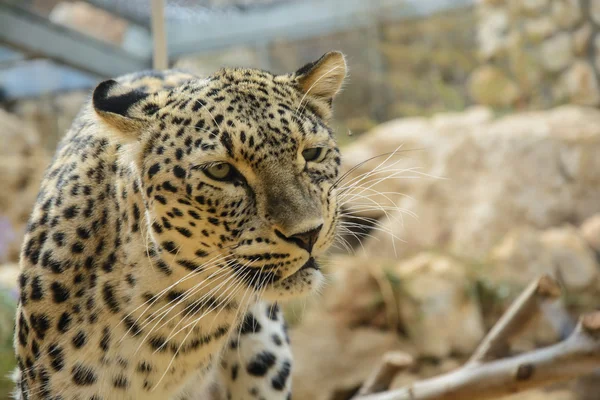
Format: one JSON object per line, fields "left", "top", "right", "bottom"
{"left": 93, "top": 79, "right": 151, "bottom": 138}
{"left": 295, "top": 51, "right": 347, "bottom": 102}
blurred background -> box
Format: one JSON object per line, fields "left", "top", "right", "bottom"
{"left": 1, "top": 0, "right": 600, "bottom": 399}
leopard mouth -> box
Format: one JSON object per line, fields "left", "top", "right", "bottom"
{"left": 298, "top": 257, "right": 319, "bottom": 272}
{"left": 277, "top": 256, "right": 320, "bottom": 284}
{"left": 259, "top": 256, "right": 323, "bottom": 300}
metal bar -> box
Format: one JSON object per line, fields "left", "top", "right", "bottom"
{"left": 167, "top": 0, "right": 474, "bottom": 57}
{"left": 84, "top": 0, "right": 151, "bottom": 27}
{"left": 0, "top": 2, "right": 150, "bottom": 77}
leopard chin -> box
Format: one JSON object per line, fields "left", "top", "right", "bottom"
{"left": 261, "top": 258, "right": 324, "bottom": 301}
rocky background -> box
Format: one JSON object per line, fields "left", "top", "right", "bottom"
{"left": 2, "top": 1, "right": 600, "bottom": 399}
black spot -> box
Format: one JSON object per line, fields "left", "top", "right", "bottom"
{"left": 50, "top": 281, "right": 70, "bottom": 303}
{"left": 113, "top": 374, "right": 129, "bottom": 389}
{"left": 231, "top": 364, "right": 239, "bottom": 380}
{"left": 149, "top": 336, "right": 167, "bottom": 352}
{"left": 173, "top": 165, "right": 186, "bottom": 179}
{"left": 143, "top": 103, "right": 160, "bottom": 116}
{"left": 208, "top": 217, "right": 219, "bottom": 226}
{"left": 30, "top": 276, "right": 43, "bottom": 301}
{"left": 31, "top": 339, "right": 40, "bottom": 358}
{"left": 63, "top": 205, "right": 79, "bottom": 219}
{"left": 195, "top": 249, "right": 208, "bottom": 258}
{"left": 271, "top": 360, "right": 292, "bottom": 390}
{"left": 162, "top": 241, "right": 177, "bottom": 254}
{"left": 52, "top": 232, "right": 65, "bottom": 246}
{"left": 72, "top": 363, "right": 97, "bottom": 385}
{"left": 163, "top": 181, "right": 178, "bottom": 193}
{"left": 71, "top": 242, "right": 85, "bottom": 254}
{"left": 176, "top": 259, "right": 200, "bottom": 271}
{"left": 148, "top": 163, "right": 161, "bottom": 179}
{"left": 30, "top": 313, "right": 50, "bottom": 339}
{"left": 240, "top": 313, "right": 261, "bottom": 335}
{"left": 220, "top": 131, "right": 234, "bottom": 157}
{"left": 102, "top": 283, "right": 120, "bottom": 313}
{"left": 48, "top": 344, "right": 65, "bottom": 371}
{"left": 246, "top": 351, "right": 276, "bottom": 377}
{"left": 72, "top": 331, "right": 87, "bottom": 348}
{"left": 175, "top": 227, "right": 192, "bottom": 238}
{"left": 137, "top": 361, "right": 153, "bottom": 373}
{"left": 100, "top": 327, "right": 111, "bottom": 351}
{"left": 272, "top": 334, "right": 283, "bottom": 346}
{"left": 57, "top": 312, "right": 72, "bottom": 333}
{"left": 267, "top": 303, "right": 279, "bottom": 320}
{"left": 155, "top": 259, "right": 172, "bottom": 275}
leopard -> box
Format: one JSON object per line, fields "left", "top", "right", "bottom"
{"left": 12, "top": 51, "right": 347, "bottom": 400}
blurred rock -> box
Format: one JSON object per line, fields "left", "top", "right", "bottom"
{"left": 322, "top": 253, "right": 486, "bottom": 359}
{"left": 499, "top": 389, "right": 576, "bottom": 400}
{"left": 394, "top": 253, "right": 485, "bottom": 358}
{"left": 573, "top": 371, "right": 600, "bottom": 400}
{"left": 524, "top": 16, "right": 556, "bottom": 42}
{"left": 520, "top": 0, "right": 550, "bottom": 14}
{"left": 291, "top": 314, "right": 408, "bottom": 400}
{"left": 540, "top": 33, "right": 573, "bottom": 72}
{"left": 0, "top": 264, "right": 19, "bottom": 290}
{"left": 341, "top": 106, "right": 600, "bottom": 259}
{"left": 322, "top": 255, "right": 390, "bottom": 329}
{"left": 477, "top": 5, "right": 510, "bottom": 60}
{"left": 9, "top": 91, "right": 88, "bottom": 152}
{"left": 595, "top": 34, "right": 600, "bottom": 71}
{"left": 468, "top": 65, "right": 520, "bottom": 107}
{"left": 572, "top": 23, "right": 592, "bottom": 56}
{"left": 49, "top": 1, "right": 128, "bottom": 45}
{"left": 552, "top": 0, "right": 582, "bottom": 29}
{"left": 490, "top": 225, "right": 598, "bottom": 292}
{"left": 559, "top": 61, "right": 600, "bottom": 106}
{"left": 580, "top": 214, "right": 600, "bottom": 253}
{"left": 592, "top": 1, "right": 600, "bottom": 25}
{"left": 0, "top": 110, "right": 50, "bottom": 263}
{"left": 475, "top": 0, "right": 600, "bottom": 110}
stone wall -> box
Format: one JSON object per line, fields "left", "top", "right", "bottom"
{"left": 473, "top": 0, "right": 600, "bottom": 109}
{"left": 175, "top": 6, "right": 479, "bottom": 136}
{"left": 8, "top": 1, "right": 600, "bottom": 142}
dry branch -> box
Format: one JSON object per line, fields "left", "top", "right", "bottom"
{"left": 355, "top": 312, "right": 600, "bottom": 400}
{"left": 357, "top": 352, "right": 414, "bottom": 396}
{"left": 354, "top": 275, "right": 600, "bottom": 400}
{"left": 468, "top": 275, "right": 561, "bottom": 364}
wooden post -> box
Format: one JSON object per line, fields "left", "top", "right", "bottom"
{"left": 151, "top": 0, "right": 168, "bottom": 70}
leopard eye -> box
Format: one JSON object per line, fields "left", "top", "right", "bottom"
{"left": 204, "top": 163, "right": 234, "bottom": 181}
{"left": 302, "top": 147, "right": 326, "bottom": 163}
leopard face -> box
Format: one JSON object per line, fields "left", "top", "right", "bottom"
{"left": 94, "top": 52, "right": 347, "bottom": 302}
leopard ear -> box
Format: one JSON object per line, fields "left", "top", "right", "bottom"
{"left": 295, "top": 51, "right": 347, "bottom": 101}
{"left": 93, "top": 79, "right": 153, "bottom": 138}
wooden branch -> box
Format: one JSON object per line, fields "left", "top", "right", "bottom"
{"left": 355, "top": 312, "right": 600, "bottom": 400}
{"left": 357, "top": 352, "right": 414, "bottom": 396}
{"left": 352, "top": 273, "right": 600, "bottom": 400}
{"left": 468, "top": 275, "right": 561, "bottom": 364}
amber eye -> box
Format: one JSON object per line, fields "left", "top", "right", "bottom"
{"left": 302, "top": 147, "right": 326, "bottom": 163}
{"left": 204, "top": 163, "right": 234, "bottom": 181}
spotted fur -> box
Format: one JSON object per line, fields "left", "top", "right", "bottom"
{"left": 14, "top": 52, "right": 347, "bottom": 399}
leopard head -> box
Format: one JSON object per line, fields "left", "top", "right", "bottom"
{"left": 92, "top": 52, "right": 347, "bottom": 302}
